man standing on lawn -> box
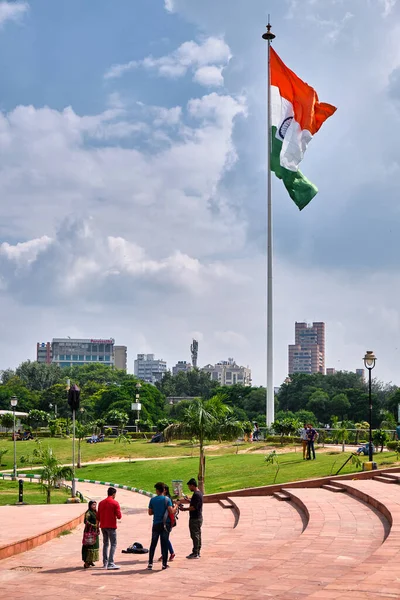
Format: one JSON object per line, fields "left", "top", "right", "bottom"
{"left": 98, "top": 486, "right": 122, "bottom": 570}
{"left": 147, "top": 481, "right": 174, "bottom": 571}
{"left": 179, "top": 478, "right": 203, "bottom": 559}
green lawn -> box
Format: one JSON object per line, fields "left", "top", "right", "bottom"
{"left": 74, "top": 450, "right": 400, "bottom": 495}
{"left": 0, "top": 480, "right": 70, "bottom": 505}
{"left": 0, "top": 437, "right": 250, "bottom": 471}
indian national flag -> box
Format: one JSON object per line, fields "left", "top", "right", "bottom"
{"left": 270, "top": 48, "right": 336, "bottom": 210}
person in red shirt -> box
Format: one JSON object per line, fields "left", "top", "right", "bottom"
{"left": 97, "top": 487, "right": 122, "bottom": 570}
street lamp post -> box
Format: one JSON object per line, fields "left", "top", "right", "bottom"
{"left": 10, "top": 396, "right": 18, "bottom": 479}
{"left": 363, "top": 351, "right": 377, "bottom": 464}
{"left": 131, "top": 383, "right": 142, "bottom": 433}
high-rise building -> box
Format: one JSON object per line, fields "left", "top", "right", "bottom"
{"left": 288, "top": 322, "right": 325, "bottom": 375}
{"left": 114, "top": 346, "right": 127, "bottom": 371}
{"left": 37, "top": 338, "right": 116, "bottom": 368}
{"left": 326, "top": 368, "right": 336, "bottom": 376}
{"left": 201, "top": 358, "right": 251, "bottom": 386}
{"left": 172, "top": 361, "right": 192, "bottom": 376}
{"left": 37, "top": 342, "right": 52, "bottom": 364}
{"left": 355, "top": 368, "right": 365, "bottom": 380}
{"left": 134, "top": 353, "right": 167, "bottom": 383}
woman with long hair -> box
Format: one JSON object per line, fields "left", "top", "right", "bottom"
{"left": 82, "top": 500, "right": 100, "bottom": 568}
{"left": 158, "top": 484, "right": 177, "bottom": 562}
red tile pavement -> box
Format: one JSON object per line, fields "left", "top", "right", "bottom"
{"left": 0, "top": 504, "right": 85, "bottom": 559}
{"left": 0, "top": 481, "right": 398, "bottom": 599}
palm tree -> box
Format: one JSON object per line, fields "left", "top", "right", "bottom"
{"left": 164, "top": 398, "right": 216, "bottom": 493}
{"left": 34, "top": 446, "right": 73, "bottom": 504}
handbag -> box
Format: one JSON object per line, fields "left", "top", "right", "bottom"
{"left": 82, "top": 527, "right": 97, "bottom": 546}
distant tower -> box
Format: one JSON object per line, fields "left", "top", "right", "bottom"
{"left": 191, "top": 339, "right": 198, "bottom": 368}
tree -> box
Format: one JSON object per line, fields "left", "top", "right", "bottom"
{"left": 306, "top": 390, "right": 329, "bottom": 423}
{"left": 373, "top": 429, "right": 389, "bottom": 452}
{"left": 106, "top": 409, "right": 129, "bottom": 436}
{"left": 0, "top": 413, "right": 14, "bottom": 436}
{"left": 164, "top": 398, "right": 217, "bottom": 493}
{"left": 16, "top": 361, "right": 63, "bottom": 391}
{"left": 327, "top": 393, "right": 351, "bottom": 420}
{"left": 27, "top": 409, "right": 50, "bottom": 436}
{"left": 272, "top": 417, "right": 301, "bottom": 444}
{"left": 33, "top": 446, "right": 73, "bottom": 503}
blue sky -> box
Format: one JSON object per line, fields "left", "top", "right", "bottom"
{"left": 0, "top": 0, "right": 400, "bottom": 386}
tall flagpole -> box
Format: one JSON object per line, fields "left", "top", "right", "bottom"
{"left": 262, "top": 20, "right": 275, "bottom": 427}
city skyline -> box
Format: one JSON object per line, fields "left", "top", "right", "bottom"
{"left": 0, "top": 1, "right": 399, "bottom": 387}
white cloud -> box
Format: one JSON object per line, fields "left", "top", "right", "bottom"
{"left": 0, "top": 221, "right": 241, "bottom": 299}
{"left": 104, "top": 36, "right": 232, "bottom": 87}
{"left": 0, "top": 1, "right": 28, "bottom": 27}
{"left": 164, "top": 0, "right": 175, "bottom": 12}
{"left": 306, "top": 11, "right": 354, "bottom": 42}
{"left": 379, "top": 0, "right": 396, "bottom": 16}
{"left": 194, "top": 65, "right": 224, "bottom": 87}
{"left": 0, "top": 236, "right": 51, "bottom": 266}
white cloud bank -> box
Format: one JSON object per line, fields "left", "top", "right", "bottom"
{"left": 0, "top": 1, "right": 28, "bottom": 27}
{"left": 104, "top": 36, "right": 232, "bottom": 87}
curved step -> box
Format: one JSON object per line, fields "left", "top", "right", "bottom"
{"left": 253, "top": 487, "right": 388, "bottom": 598}
{"left": 313, "top": 479, "right": 400, "bottom": 599}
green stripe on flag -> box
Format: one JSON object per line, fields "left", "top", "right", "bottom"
{"left": 271, "top": 127, "right": 318, "bottom": 211}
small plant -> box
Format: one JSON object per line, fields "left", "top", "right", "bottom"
{"left": 265, "top": 450, "right": 280, "bottom": 484}
{"left": 373, "top": 429, "right": 389, "bottom": 453}
{"left": 57, "top": 529, "right": 72, "bottom": 537}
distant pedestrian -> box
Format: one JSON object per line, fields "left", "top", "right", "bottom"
{"left": 82, "top": 500, "right": 99, "bottom": 569}
{"left": 306, "top": 424, "right": 318, "bottom": 460}
{"left": 179, "top": 478, "right": 203, "bottom": 559}
{"left": 396, "top": 422, "right": 400, "bottom": 441}
{"left": 300, "top": 423, "right": 308, "bottom": 460}
{"left": 147, "top": 481, "right": 174, "bottom": 571}
{"left": 98, "top": 486, "right": 122, "bottom": 570}
{"left": 253, "top": 423, "right": 260, "bottom": 442}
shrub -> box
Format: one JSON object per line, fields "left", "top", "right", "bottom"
{"left": 266, "top": 435, "right": 301, "bottom": 444}
{"left": 126, "top": 431, "right": 153, "bottom": 440}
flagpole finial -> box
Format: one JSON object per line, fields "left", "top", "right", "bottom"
{"left": 262, "top": 22, "right": 276, "bottom": 41}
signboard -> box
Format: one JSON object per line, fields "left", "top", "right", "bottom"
{"left": 90, "top": 339, "right": 114, "bottom": 344}
{"left": 172, "top": 480, "right": 183, "bottom": 498}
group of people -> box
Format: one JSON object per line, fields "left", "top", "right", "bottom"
{"left": 81, "top": 477, "right": 203, "bottom": 571}
{"left": 86, "top": 433, "right": 105, "bottom": 444}
{"left": 13, "top": 429, "right": 33, "bottom": 441}
{"left": 300, "top": 423, "right": 319, "bottom": 460}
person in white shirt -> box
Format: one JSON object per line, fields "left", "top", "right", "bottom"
{"left": 300, "top": 424, "right": 308, "bottom": 460}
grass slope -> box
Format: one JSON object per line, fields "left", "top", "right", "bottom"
{"left": 0, "top": 437, "right": 245, "bottom": 470}
{"left": 75, "top": 451, "right": 399, "bottom": 495}
{"left": 0, "top": 480, "right": 70, "bottom": 505}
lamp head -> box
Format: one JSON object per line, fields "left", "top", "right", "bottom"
{"left": 136, "top": 382, "right": 142, "bottom": 390}
{"left": 10, "top": 396, "right": 18, "bottom": 408}
{"left": 363, "top": 350, "right": 376, "bottom": 370}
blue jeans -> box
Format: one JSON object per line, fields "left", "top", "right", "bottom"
{"left": 149, "top": 523, "right": 170, "bottom": 566}
{"left": 101, "top": 528, "right": 117, "bottom": 565}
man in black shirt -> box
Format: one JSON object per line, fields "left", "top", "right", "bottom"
{"left": 179, "top": 477, "right": 203, "bottom": 559}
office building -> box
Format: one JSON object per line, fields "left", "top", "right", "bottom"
{"left": 134, "top": 353, "right": 167, "bottom": 383}
{"left": 114, "top": 346, "right": 128, "bottom": 371}
{"left": 201, "top": 358, "right": 251, "bottom": 386}
{"left": 356, "top": 368, "right": 365, "bottom": 380}
{"left": 172, "top": 361, "right": 192, "bottom": 376}
{"left": 288, "top": 322, "right": 325, "bottom": 375}
{"left": 326, "top": 368, "right": 336, "bottom": 376}
{"left": 37, "top": 338, "right": 116, "bottom": 368}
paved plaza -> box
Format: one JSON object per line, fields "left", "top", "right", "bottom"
{"left": 0, "top": 476, "right": 400, "bottom": 599}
